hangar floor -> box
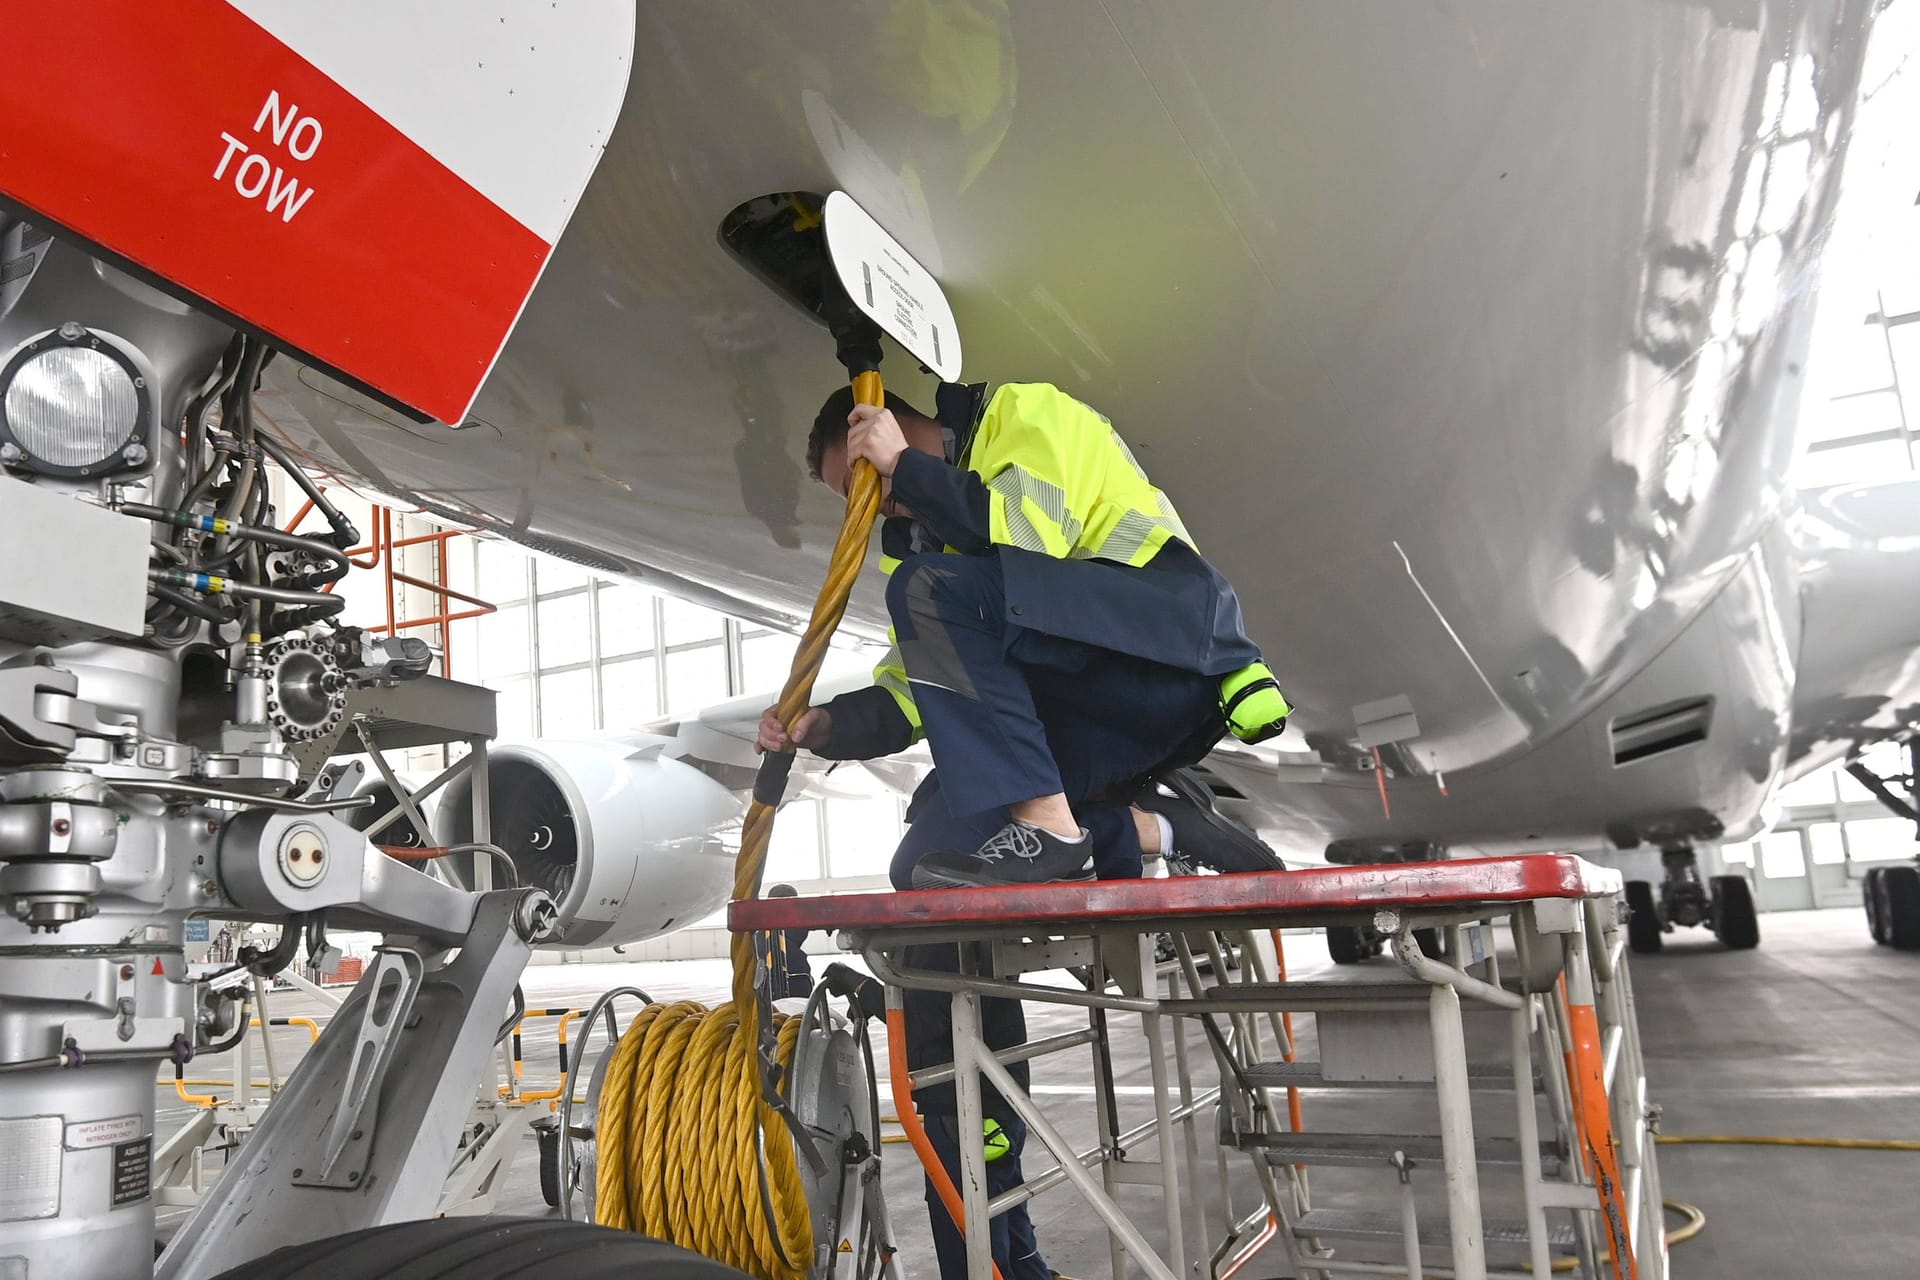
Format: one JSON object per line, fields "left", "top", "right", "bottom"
{"left": 156, "top": 907, "right": 1916, "bottom": 1277}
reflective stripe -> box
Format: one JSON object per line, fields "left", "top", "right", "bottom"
{"left": 971, "top": 384, "right": 1195, "bottom": 566}
{"left": 1092, "top": 507, "right": 1184, "bottom": 567}
{"left": 985, "top": 464, "right": 1081, "bottom": 555}
{"left": 872, "top": 638, "right": 924, "bottom": 737}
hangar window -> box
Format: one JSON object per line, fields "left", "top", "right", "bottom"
{"left": 1760, "top": 832, "right": 1806, "bottom": 879}
{"left": 1808, "top": 823, "right": 1847, "bottom": 865}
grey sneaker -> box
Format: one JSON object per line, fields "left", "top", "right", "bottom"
{"left": 911, "top": 819, "right": 1096, "bottom": 888}
{"left": 1134, "top": 769, "right": 1285, "bottom": 873}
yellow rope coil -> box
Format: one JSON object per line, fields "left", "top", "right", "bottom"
{"left": 593, "top": 371, "right": 887, "bottom": 1279}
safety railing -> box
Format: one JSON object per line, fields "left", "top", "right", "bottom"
{"left": 497, "top": 1006, "right": 584, "bottom": 1103}
{"left": 169, "top": 1015, "right": 322, "bottom": 1107}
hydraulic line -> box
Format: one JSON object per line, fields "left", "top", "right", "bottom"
{"left": 254, "top": 428, "right": 360, "bottom": 548}
{"left": 377, "top": 842, "right": 522, "bottom": 889}
{"left": 591, "top": 370, "right": 886, "bottom": 1279}
{"left": 149, "top": 583, "right": 229, "bottom": 626}
{"left": 145, "top": 567, "right": 346, "bottom": 617}
{"left": 121, "top": 503, "right": 352, "bottom": 581}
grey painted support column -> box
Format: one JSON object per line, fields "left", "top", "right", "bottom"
{"left": 1429, "top": 980, "right": 1488, "bottom": 1280}
{"left": 974, "top": 1048, "right": 1180, "bottom": 1280}
{"left": 1510, "top": 998, "right": 1553, "bottom": 1279}
{"left": 950, "top": 990, "right": 994, "bottom": 1280}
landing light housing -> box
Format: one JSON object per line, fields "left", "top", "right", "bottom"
{"left": 0, "top": 324, "right": 150, "bottom": 477}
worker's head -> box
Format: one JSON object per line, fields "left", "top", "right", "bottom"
{"left": 766, "top": 882, "right": 800, "bottom": 899}
{"left": 807, "top": 385, "right": 945, "bottom": 516}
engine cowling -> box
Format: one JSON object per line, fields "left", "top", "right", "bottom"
{"left": 441, "top": 737, "right": 743, "bottom": 949}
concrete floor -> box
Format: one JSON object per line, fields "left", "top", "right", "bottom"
{"left": 155, "top": 907, "right": 1918, "bottom": 1277}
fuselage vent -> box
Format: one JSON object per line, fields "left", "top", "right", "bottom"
{"left": 1610, "top": 696, "right": 1714, "bottom": 766}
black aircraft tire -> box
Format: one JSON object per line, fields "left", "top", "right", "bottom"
{"left": 1412, "top": 927, "right": 1447, "bottom": 960}
{"left": 1711, "top": 876, "right": 1760, "bottom": 951}
{"left": 210, "top": 1217, "right": 751, "bottom": 1280}
{"left": 1624, "top": 881, "right": 1662, "bottom": 954}
{"left": 1326, "top": 925, "right": 1369, "bottom": 965}
{"left": 1884, "top": 866, "right": 1920, "bottom": 951}
{"left": 1865, "top": 868, "right": 1889, "bottom": 946}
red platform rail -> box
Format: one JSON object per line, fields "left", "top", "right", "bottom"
{"left": 729, "top": 854, "right": 1621, "bottom": 935}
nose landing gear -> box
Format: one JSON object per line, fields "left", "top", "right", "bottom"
{"left": 1624, "top": 845, "right": 1758, "bottom": 953}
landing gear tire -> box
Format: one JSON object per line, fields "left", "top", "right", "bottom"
{"left": 1710, "top": 875, "right": 1759, "bottom": 951}
{"left": 210, "top": 1218, "right": 751, "bottom": 1279}
{"left": 1883, "top": 866, "right": 1920, "bottom": 951}
{"left": 1625, "top": 880, "right": 1663, "bottom": 954}
{"left": 1327, "top": 925, "right": 1371, "bottom": 965}
{"left": 1866, "top": 867, "right": 1890, "bottom": 946}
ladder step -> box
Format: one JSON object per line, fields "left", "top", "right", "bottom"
{"left": 1194, "top": 980, "right": 1436, "bottom": 1010}
{"left": 1290, "top": 1208, "right": 1578, "bottom": 1252}
{"left": 1240, "top": 1061, "right": 1523, "bottom": 1090}
{"left": 1242, "top": 1131, "right": 1563, "bottom": 1173}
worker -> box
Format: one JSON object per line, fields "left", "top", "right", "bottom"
{"left": 757, "top": 378, "right": 1288, "bottom": 1280}
{"left": 763, "top": 883, "right": 814, "bottom": 999}
{"left": 757, "top": 380, "right": 1287, "bottom": 888}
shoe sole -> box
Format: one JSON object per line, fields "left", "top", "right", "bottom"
{"left": 1146, "top": 773, "right": 1285, "bottom": 874}
{"left": 910, "top": 863, "right": 1097, "bottom": 890}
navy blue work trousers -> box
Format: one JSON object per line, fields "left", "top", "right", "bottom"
{"left": 884, "top": 550, "right": 1221, "bottom": 871}
{"left": 923, "top": 1112, "right": 1054, "bottom": 1280}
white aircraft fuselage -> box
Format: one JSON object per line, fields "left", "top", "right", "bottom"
{"left": 250, "top": 1, "right": 1920, "bottom": 864}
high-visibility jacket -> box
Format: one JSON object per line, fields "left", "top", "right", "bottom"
{"left": 820, "top": 382, "right": 1264, "bottom": 760}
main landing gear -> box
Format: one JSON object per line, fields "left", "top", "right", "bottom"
{"left": 1848, "top": 739, "right": 1920, "bottom": 951}
{"left": 1864, "top": 865, "right": 1920, "bottom": 949}
{"left": 1624, "top": 845, "right": 1758, "bottom": 954}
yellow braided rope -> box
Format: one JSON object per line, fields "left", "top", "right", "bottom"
{"left": 594, "top": 371, "right": 887, "bottom": 1278}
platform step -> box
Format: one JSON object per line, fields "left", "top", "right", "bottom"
{"left": 1290, "top": 1208, "right": 1578, "bottom": 1253}
{"left": 1242, "top": 1131, "right": 1563, "bottom": 1172}
{"left": 1196, "top": 980, "right": 1436, "bottom": 1010}
{"left": 1240, "top": 1060, "right": 1524, "bottom": 1090}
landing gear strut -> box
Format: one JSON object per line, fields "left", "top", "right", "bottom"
{"left": 1848, "top": 739, "right": 1920, "bottom": 951}
{"left": 1624, "top": 845, "right": 1758, "bottom": 953}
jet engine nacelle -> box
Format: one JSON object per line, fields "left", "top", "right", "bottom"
{"left": 441, "top": 736, "right": 743, "bottom": 949}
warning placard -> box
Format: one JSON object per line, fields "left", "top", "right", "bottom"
{"left": 66, "top": 1114, "right": 143, "bottom": 1151}
{"left": 824, "top": 192, "right": 962, "bottom": 383}
{"left": 0, "top": 1, "right": 633, "bottom": 425}
{"left": 112, "top": 1137, "right": 151, "bottom": 1207}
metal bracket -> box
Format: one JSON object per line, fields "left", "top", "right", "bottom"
{"left": 297, "top": 947, "right": 424, "bottom": 1188}
{"left": 158, "top": 892, "right": 537, "bottom": 1278}
{"left": 356, "top": 722, "right": 440, "bottom": 848}
{"left": 753, "top": 931, "right": 832, "bottom": 1181}
{"left": 0, "top": 660, "right": 78, "bottom": 760}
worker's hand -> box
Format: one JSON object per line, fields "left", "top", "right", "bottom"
{"left": 846, "top": 403, "right": 909, "bottom": 477}
{"left": 757, "top": 705, "right": 831, "bottom": 754}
